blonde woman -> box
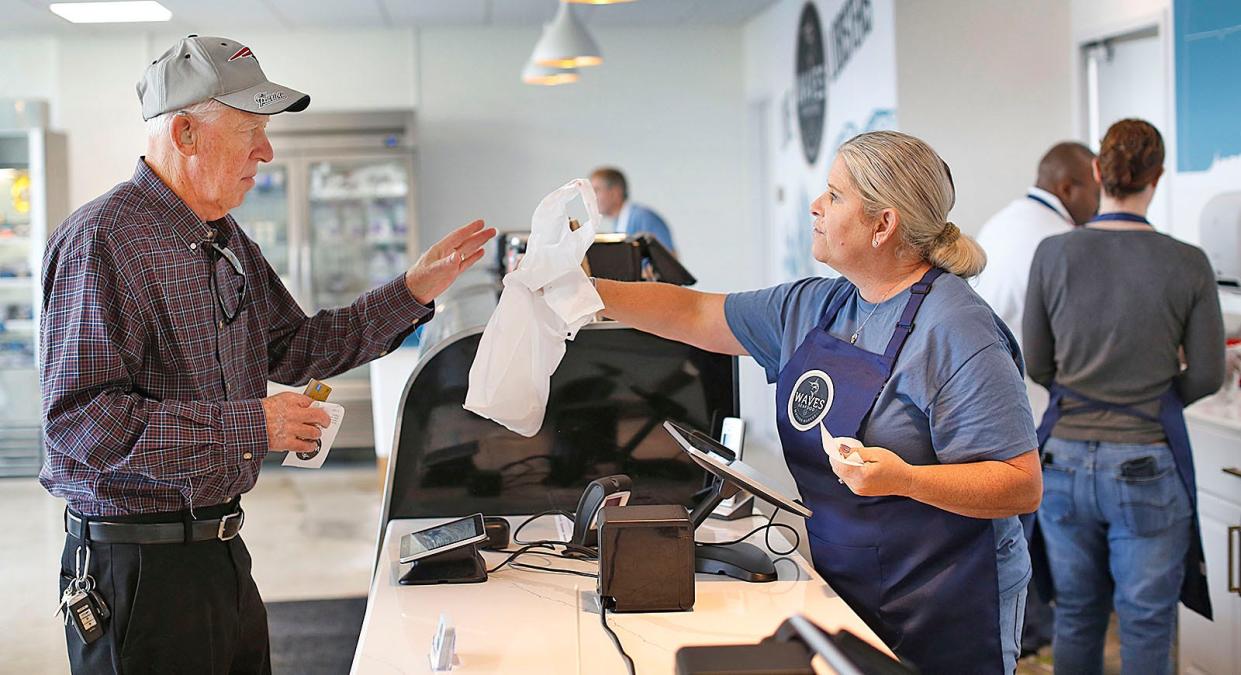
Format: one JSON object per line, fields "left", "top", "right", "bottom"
{"left": 596, "top": 131, "right": 1041, "bottom": 674}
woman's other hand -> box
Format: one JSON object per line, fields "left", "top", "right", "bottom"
{"left": 830, "top": 444, "right": 915, "bottom": 497}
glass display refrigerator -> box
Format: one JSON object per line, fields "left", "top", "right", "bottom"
{"left": 230, "top": 110, "right": 417, "bottom": 449}
{"left": 0, "top": 102, "right": 68, "bottom": 477}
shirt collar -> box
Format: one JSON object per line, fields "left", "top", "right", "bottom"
{"left": 131, "top": 157, "right": 222, "bottom": 251}
{"left": 1026, "top": 186, "right": 1073, "bottom": 224}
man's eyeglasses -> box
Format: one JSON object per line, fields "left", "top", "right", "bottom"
{"left": 209, "top": 242, "right": 248, "bottom": 324}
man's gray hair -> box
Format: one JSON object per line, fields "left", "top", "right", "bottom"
{"left": 144, "top": 98, "right": 228, "bottom": 141}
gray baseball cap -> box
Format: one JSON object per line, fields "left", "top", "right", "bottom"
{"left": 137, "top": 35, "right": 310, "bottom": 121}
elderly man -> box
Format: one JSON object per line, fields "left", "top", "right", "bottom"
{"left": 40, "top": 36, "right": 494, "bottom": 673}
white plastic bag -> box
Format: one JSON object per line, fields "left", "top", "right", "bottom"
{"left": 463, "top": 179, "right": 604, "bottom": 436}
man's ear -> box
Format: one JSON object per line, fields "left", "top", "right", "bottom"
{"left": 1091, "top": 157, "right": 1102, "bottom": 186}
{"left": 170, "top": 112, "right": 196, "bottom": 156}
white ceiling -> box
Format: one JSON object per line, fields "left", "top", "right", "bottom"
{"left": 2, "top": 0, "right": 781, "bottom": 34}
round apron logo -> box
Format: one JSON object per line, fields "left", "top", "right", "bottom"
{"left": 795, "top": 1, "right": 827, "bottom": 166}
{"left": 788, "top": 369, "right": 833, "bottom": 432}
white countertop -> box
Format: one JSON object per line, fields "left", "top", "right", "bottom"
{"left": 1185, "top": 391, "right": 1241, "bottom": 434}
{"left": 351, "top": 514, "right": 889, "bottom": 674}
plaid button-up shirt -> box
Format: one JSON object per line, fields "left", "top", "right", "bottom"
{"left": 39, "top": 159, "right": 432, "bottom": 516}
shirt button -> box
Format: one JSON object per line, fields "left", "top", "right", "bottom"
{"left": 218, "top": 320, "right": 224, "bottom": 329}
{"left": 380, "top": 350, "right": 388, "bottom": 357}
{"left": 243, "top": 452, "right": 253, "bottom": 460}
{"left": 189, "top": 242, "right": 197, "bottom": 250}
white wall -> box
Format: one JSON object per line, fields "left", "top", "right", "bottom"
{"left": 895, "top": 0, "right": 1075, "bottom": 236}
{"left": 0, "top": 37, "right": 58, "bottom": 103}
{"left": 0, "top": 29, "right": 419, "bottom": 210}
{"left": 414, "top": 26, "right": 750, "bottom": 294}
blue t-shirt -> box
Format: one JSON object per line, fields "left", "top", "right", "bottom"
{"left": 724, "top": 273, "right": 1037, "bottom": 594}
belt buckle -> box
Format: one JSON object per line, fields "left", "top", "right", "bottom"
{"left": 217, "top": 509, "right": 244, "bottom": 541}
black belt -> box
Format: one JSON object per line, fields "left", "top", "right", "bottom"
{"left": 65, "top": 507, "right": 245, "bottom": 544}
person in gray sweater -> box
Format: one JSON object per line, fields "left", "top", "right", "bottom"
{"left": 1024, "top": 119, "right": 1225, "bottom": 675}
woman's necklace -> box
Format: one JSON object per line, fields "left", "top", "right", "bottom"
{"left": 849, "top": 275, "right": 909, "bottom": 345}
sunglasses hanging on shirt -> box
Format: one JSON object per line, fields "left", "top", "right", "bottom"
{"left": 208, "top": 241, "right": 248, "bottom": 324}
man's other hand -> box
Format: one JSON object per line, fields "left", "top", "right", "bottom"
{"left": 261, "top": 392, "right": 331, "bottom": 454}
{"left": 404, "top": 219, "right": 497, "bottom": 304}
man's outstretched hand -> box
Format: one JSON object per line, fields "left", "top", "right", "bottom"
{"left": 404, "top": 219, "right": 497, "bottom": 304}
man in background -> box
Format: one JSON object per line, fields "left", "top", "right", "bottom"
{"left": 975, "top": 142, "right": 1099, "bottom": 346}
{"left": 973, "top": 140, "right": 1099, "bottom": 660}
{"left": 590, "top": 166, "right": 676, "bottom": 254}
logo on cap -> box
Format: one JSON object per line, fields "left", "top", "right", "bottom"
{"left": 228, "top": 47, "right": 254, "bottom": 62}
{"left": 254, "top": 91, "right": 287, "bottom": 108}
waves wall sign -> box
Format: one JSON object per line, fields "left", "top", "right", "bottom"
{"left": 795, "top": 2, "right": 827, "bottom": 166}
{"left": 796, "top": 0, "right": 876, "bottom": 167}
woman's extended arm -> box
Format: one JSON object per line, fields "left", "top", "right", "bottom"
{"left": 595, "top": 279, "right": 748, "bottom": 356}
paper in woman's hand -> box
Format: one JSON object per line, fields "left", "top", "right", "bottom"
{"left": 820, "top": 423, "right": 865, "bottom": 467}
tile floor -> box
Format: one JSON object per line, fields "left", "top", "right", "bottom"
{"left": 0, "top": 463, "right": 384, "bottom": 674}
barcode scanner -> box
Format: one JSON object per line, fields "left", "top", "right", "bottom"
{"left": 570, "top": 475, "right": 632, "bottom": 548}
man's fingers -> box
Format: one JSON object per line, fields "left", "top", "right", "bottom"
{"left": 455, "top": 227, "right": 497, "bottom": 257}
{"left": 286, "top": 438, "right": 318, "bottom": 454}
{"left": 290, "top": 406, "right": 331, "bottom": 428}
{"left": 435, "top": 219, "right": 486, "bottom": 253}
{"left": 294, "top": 422, "right": 323, "bottom": 440}
{"left": 459, "top": 247, "right": 487, "bottom": 270}
{"left": 286, "top": 392, "right": 313, "bottom": 407}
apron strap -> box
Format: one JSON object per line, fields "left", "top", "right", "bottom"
{"left": 881, "top": 267, "right": 946, "bottom": 361}
{"left": 816, "top": 280, "right": 856, "bottom": 330}
{"left": 1049, "top": 383, "right": 1162, "bottom": 424}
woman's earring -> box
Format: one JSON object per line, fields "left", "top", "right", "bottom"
{"left": 872, "top": 238, "right": 879, "bottom": 248}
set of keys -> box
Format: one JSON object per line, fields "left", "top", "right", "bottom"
{"left": 57, "top": 545, "right": 109, "bottom": 645}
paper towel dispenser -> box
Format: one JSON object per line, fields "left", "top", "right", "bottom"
{"left": 1201, "top": 191, "right": 1241, "bottom": 286}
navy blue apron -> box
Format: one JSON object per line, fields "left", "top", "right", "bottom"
{"left": 1026, "top": 210, "right": 1212, "bottom": 620}
{"left": 1028, "top": 383, "right": 1212, "bottom": 620}
{"left": 776, "top": 267, "right": 1006, "bottom": 674}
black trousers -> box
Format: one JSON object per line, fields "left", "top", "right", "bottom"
{"left": 59, "top": 504, "right": 270, "bottom": 675}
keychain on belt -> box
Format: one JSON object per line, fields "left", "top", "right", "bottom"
{"left": 57, "top": 519, "right": 110, "bottom": 645}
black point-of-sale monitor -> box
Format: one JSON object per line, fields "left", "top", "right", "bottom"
{"left": 663, "top": 421, "right": 812, "bottom": 520}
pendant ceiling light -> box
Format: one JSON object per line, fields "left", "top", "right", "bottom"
{"left": 522, "top": 61, "right": 580, "bottom": 86}
{"left": 531, "top": 2, "right": 603, "bottom": 68}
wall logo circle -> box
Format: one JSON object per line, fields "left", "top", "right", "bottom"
{"left": 795, "top": 2, "right": 827, "bottom": 166}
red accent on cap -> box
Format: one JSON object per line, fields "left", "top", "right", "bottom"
{"left": 228, "top": 47, "right": 254, "bottom": 62}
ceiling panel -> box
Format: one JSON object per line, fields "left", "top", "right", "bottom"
{"left": 262, "top": 0, "right": 387, "bottom": 29}
{"left": 0, "top": 0, "right": 783, "bottom": 36}
{"left": 488, "top": 0, "right": 560, "bottom": 26}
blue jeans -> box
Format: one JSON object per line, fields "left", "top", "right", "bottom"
{"left": 1038, "top": 438, "right": 1192, "bottom": 675}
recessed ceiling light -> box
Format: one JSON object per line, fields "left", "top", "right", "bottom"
{"left": 49, "top": 1, "right": 173, "bottom": 24}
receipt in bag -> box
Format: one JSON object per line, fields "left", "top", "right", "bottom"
{"left": 282, "top": 401, "right": 345, "bottom": 469}
{"left": 463, "top": 178, "right": 604, "bottom": 437}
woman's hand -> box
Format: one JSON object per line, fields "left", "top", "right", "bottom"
{"left": 830, "top": 444, "right": 915, "bottom": 497}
